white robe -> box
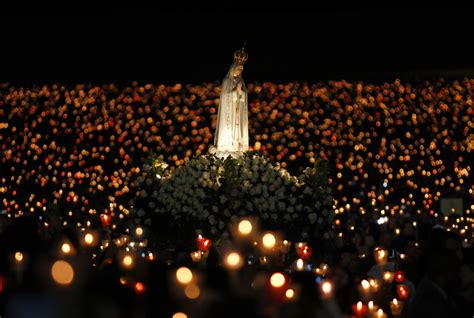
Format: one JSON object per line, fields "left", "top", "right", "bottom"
{"left": 214, "top": 62, "right": 249, "bottom": 158}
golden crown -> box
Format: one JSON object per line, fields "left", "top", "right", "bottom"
{"left": 233, "top": 45, "right": 248, "bottom": 65}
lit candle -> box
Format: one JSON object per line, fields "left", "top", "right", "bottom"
{"left": 176, "top": 267, "right": 193, "bottom": 285}
{"left": 368, "top": 301, "right": 378, "bottom": 316}
{"left": 369, "top": 278, "right": 380, "bottom": 292}
{"left": 320, "top": 280, "right": 333, "bottom": 299}
{"left": 237, "top": 219, "right": 253, "bottom": 236}
{"left": 390, "top": 298, "right": 404, "bottom": 316}
{"left": 296, "top": 244, "right": 312, "bottom": 260}
{"left": 122, "top": 254, "right": 134, "bottom": 269}
{"left": 394, "top": 271, "right": 405, "bottom": 283}
{"left": 375, "top": 308, "right": 387, "bottom": 318}
{"left": 359, "top": 279, "right": 371, "bottom": 300}
{"left": 270, "top": 272, "right": 286, "bottom": 288}
{"left": 224, "top": 252, "right": 243, "bottom": 270}
{"left": 190, "top": 251, "right": 202, "bottom": 262}
{"left": 396, "top": 284, "right": 410, "bottom": 300}
{"left": 382, "top": 271, "right": 394, "bottom": 283}
{"left": 351, "top": 301, "right": 368, "bottom": 318}
{"left": 196, "top": 235, "right": 212, "bottom": 252}
{"left": 262, "top": 232, "right": 277, "bottom": 250}
{"left": 100, "top": 213, "right": 112, "bottom": 227}
{"left": 296, "top": 258, "right": 304, "bottom": 271}
{"left": 280, "top": 240, "right": 292, "bottom": 253}
{"left": 374, "top": 247, "right": 388, "bottom": 265}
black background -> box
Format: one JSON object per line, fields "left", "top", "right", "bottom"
{"left": 1, "top": 7, "right": 473, "bottom": 84}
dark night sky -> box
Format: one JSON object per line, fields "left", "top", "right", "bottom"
{"left": 1, "top": 7, "right": 474, "bottom": 84}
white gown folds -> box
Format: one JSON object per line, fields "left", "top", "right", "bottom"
{"left": 214, "top": 61, "right": 249, "bottom": 158}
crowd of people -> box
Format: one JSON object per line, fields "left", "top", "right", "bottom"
{"left": 0, "top": 79, "right": 473, "bottom": 317}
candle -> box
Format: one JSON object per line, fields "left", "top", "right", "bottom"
{"left": 280, "top": 240, "right": 292, "bottom": 253}
{"left": 374, "top": 247, "right": 388, "bottom": 265}
{"left": 176, "top": 267, "right": 193, "bottom": 285}
{"left": 382, "top": 271, "right": 394, "bottom": 283}
{"left": 196, "top": 235, "right": 212, "bottom": 252}
{"left": 296, "top": 258, "right": 304, "bottom": 271}
{"left": 351, "top": 301, "right": 368, "bottom": 318}
{"left": 100, "top": 213, "right": 112, "bottom": 227}
{"left": 375, "top": 308, "right": 387, "bottom": 318}
{"left": 296, "top": 244, "right": 312, "bottom": 260}
{"left": 394, "top": 271, "right": 405, "bottom": 283}
{"left": 224, "top": 251, "right": 243, "bottom": 270}
{"left": 359, "top": 279, "right": 371, "bottom": 299}
{"left": 369, "top": 278, "right": 380, "bottom": 292}
{"left": 320, "top": 280, "right": 333, "bottom": 299}
{"left": 270, "top": 272, "right": 286, "bottom": 288}
{"left": 368, "top": 301, "right": 378, "bottom": 316}
{"left": 396, "top": 284, "right": 410, "bottom": 300}
{"left": 390, "top": 298, "right": 404, "bottom": 316}
{"left": 237, "top": 219, "right": 253, "bottom": 236}
{"left": 262, "top": 232, "right": 277, "bottom": 250}
{"left": 190, "top": 251, "right": 202, "bottom": 262}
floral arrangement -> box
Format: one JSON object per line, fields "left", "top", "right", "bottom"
{"left": 130, "top": 152, "right": 333, "bottom": 241}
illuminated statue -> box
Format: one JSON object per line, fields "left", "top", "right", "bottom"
{"left": 212, "top": 45, "right": 249, "bottom": 158}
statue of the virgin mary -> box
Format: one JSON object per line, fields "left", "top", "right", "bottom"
{"left": 212, "top": 46, "right": 249, "bottom": 158}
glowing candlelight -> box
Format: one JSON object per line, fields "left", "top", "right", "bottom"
{"left": 122, "top": 254, "right": 134, "bottom": 269}
{"left": 394, "top": 271, "right": 405, "bottom": 283}
{"left": 51, "top": 260, "right": 74, "bottom": 286}
{"left": 368, "top": 301, "right": 378, "bottom": 315}
{"left": 83, "top": 233, "right": 95, "bottom": 246}
{"left": 351, "top": 301, "right": 368, "bottom": 318}
{"left": 383, "top": 271, "right": 394, "bottom": 283}
{"left": 196, "top": 235, "right": 212, "bottom": 252}
{"left": 361, "top": 279, "right": 370, "bottom": 292}
{"left": 374, "top": 247, "right": 388, "bottom": 265}
{"left": 285, "top": 288, "right": 295, "bottom": 300}
{"left": 135, "top": 281, "right": 145, "bottom": 294}
{"left": 296, "top": 244, "right": 312, "bottom": 260}
{"left": 280, "top": 240, "right": 292, "bottom": 253}
{"left": 262, "top": 232, "right": 276, "bottom": 250}
{"left": 135, "top": 227, "right": 143, "bottom": 236}
{"left": 190, "top": 251, "right": 202, "bottom": 262}
{"left": 100, "top": 213, "right": 111, "bottom": 227}
{"left": 369, "top": 278, "right": 380, "bottom": 292}
{"left": 14, "top": 251, "right": 23, "bottom": 263}
{"left": 320, "top": 280, "right": 333, "bottom": 299}
{"left": 224, "top": 252, "right": 243, "bottom": 270}
{"left": 176, "top": 267, "right": 193, "bottom": 285}
{"left": 296, "top": 258, "right": 304, "bottom": 271}
{"left": 270, "top": 272, "right": 286, "bottom": 288}
{"left": 61, "top": 243, "right": 71, "bottom": 254}
{"left": 390, "top": 298, "right": 404, "bottom": 316}
{"left": 375, "top": 308, "right": 387, "bottom": 318}
{"left": 238, "top": 219, "right": 253, "bottom": 235}
{"left": 396, "top": 284, "right": 410, "bottom": 300}
{"left": 184, "top": 284, "right": 200, "bottom": 299}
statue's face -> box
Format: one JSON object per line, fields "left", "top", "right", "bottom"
{"left": 233, "top": 65, "right": 243, "bottom": 77}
